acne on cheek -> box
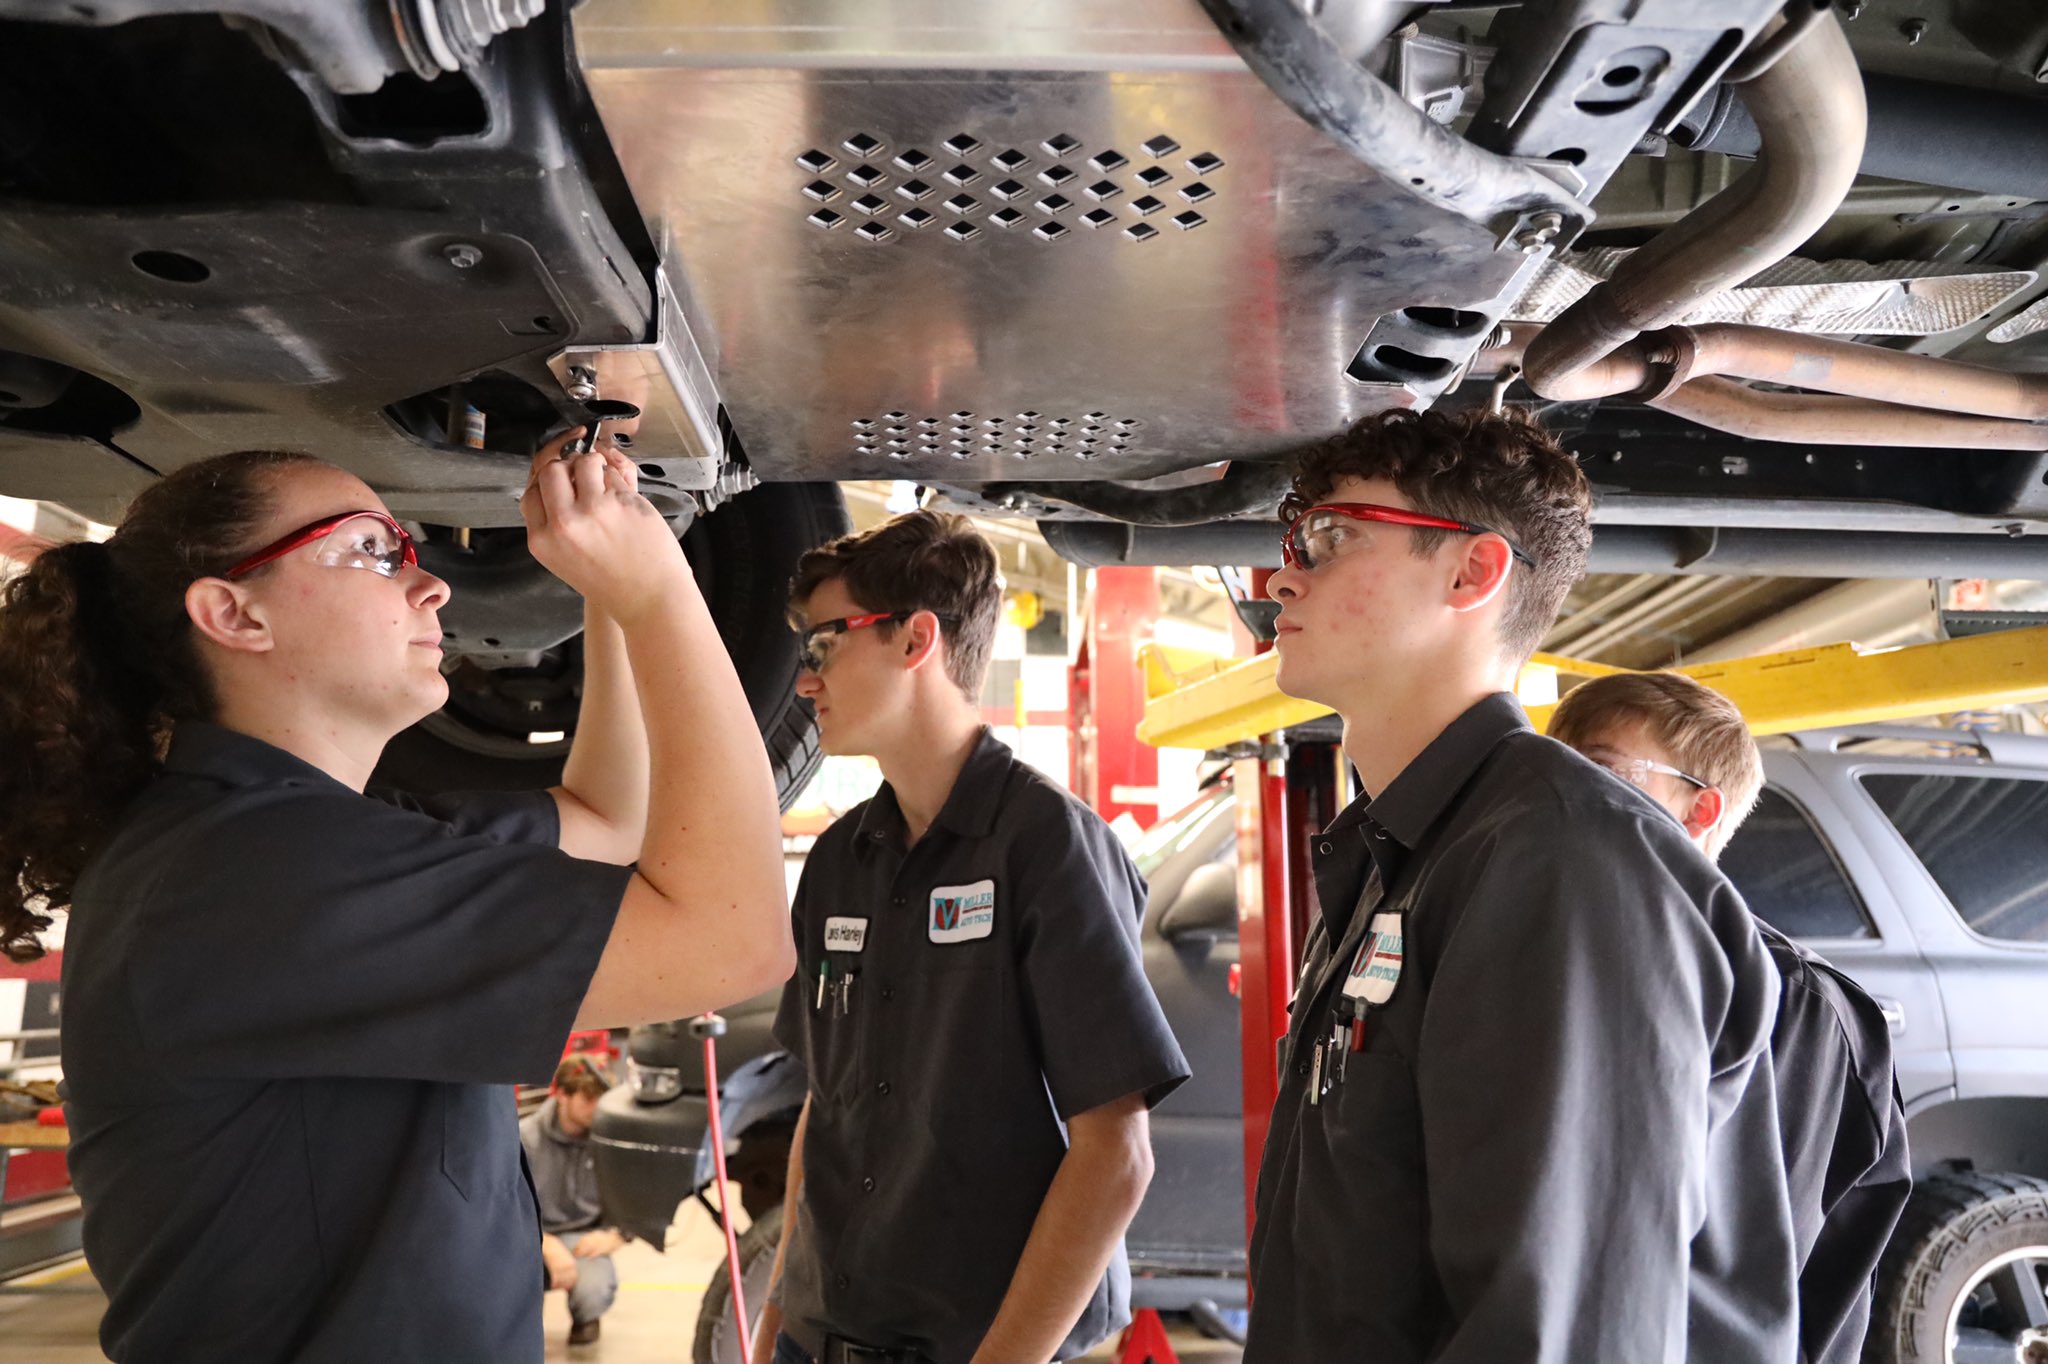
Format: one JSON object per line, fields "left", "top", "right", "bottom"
{"left": 1340, "top": 588, "right": 1381, "bottom": 618}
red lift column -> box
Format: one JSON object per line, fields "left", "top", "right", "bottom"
{"left": 1069, "top": 566, "right": 1161, "bottom": 828}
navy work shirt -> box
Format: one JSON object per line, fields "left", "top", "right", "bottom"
{"left": 61, "top": 722, "right": 630, "bottom": 1363}
{"left": 771, "top": 729, "right": 1190, "bottom": 1364}
{"left": 1757, "top": 924, "right": 1912, "bottom": 1364}
{"left": 1244, "top": 694, "right": 1798, "bottom": 1364}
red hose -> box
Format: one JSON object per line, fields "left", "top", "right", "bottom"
{"left": 702, "top": 1020, "right": 753, "bottom": 1362}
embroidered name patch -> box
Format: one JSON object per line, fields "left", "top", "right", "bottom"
{"left": 1340, "top": 910, "right": 1405, "bottom": 1006}
{"left": 823, "top": 916, "right": 868, "bottom": 953}
{"left": 928, "top": 879, "right": 996, "bottom": 943}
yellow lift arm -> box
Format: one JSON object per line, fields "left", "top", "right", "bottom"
{"left": 1137, "top": 628, "right": 2048, "bottom": 750}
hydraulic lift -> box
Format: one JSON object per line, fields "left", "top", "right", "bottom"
{"left": 1123, "top": 617, "right": 2048, "bottom": 1362}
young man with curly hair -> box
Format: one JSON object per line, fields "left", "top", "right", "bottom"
{"left": 1244, "top": 408, "right": 1798, "bottom": 1364}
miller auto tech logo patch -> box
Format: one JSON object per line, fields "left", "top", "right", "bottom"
{"left": 928, "top": 879, "right": 996, "bottom": 943}
{"left": 1340, "top": 910, "right": 1405, "bottom": 1006}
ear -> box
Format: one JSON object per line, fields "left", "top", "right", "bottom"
{"left": 1445, "top": 534, "right": 1515, "bottom": 615}
{"left": 1682, "top": 785, "right": 1726, "bottom": 843}
{"left": 901, "top": 609, "right": 948, "bottom": 674}
{"left": 185, "top": 577, "right": 277, "bottom": 657}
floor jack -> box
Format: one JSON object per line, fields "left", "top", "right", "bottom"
{"left": 1116, "top": 1307, "right": 1181, "bottom": 1364}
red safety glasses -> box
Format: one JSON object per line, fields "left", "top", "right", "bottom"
{"left": 224, "top": 510, "right": 419, "bottom": 580}
{"left": 1281, "top": 502, "right": 1536, "bottom": 572}
{"left": 798, "top": 611, "right": 960, "bottom": 673}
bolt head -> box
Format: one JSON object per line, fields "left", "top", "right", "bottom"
{"left": 1513, "top": 211, "right": 1567, "bottom": 252}
{"left": 444, "top": 242, "right": 484, "bottom": 269}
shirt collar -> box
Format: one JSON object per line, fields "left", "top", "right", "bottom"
{"left": 854, "top": 727, "right": 1014, "bottom": 851}
{"left": 161, "top": 721, "right": 349, "bottom": 792}
{"left": 1329, "top": 691, "right": 1531, "bottom": 856}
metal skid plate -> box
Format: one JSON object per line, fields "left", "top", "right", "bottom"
{"left": 573, "top": 0, "right": 1535, "bottom": 484}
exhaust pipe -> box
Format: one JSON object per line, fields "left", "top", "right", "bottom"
{"left": 1518, "top": 323, "right": 2048, "bottom": 450}
{"left": 1523, "top": 10, "right": 1866, "bottom": 390}
{"left": 1522, "top": 8, "right": 2048, "bottom": 450}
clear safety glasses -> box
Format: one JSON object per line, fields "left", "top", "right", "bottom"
{"left": 225, "top": 510, "right": 419, "bottom": 581}
{"left": 1589, "top": 753, "right": 1709, "bottom": 793}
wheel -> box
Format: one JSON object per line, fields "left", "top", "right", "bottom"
{"left": 726, "top": 1118, "right": 796, "bottom": 1222}
{"left": 693, "top": 1201, "right": 783, "bottom": 1364}
{"left": 1867, "top": 1171, "right": 2048, "bottom": 1364}
{"left": 374, "top": 483, "right": 849, "bottom": 809}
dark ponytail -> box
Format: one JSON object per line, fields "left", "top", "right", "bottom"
{"left": 0, "top": 450, "right": 318, "bottom": 960}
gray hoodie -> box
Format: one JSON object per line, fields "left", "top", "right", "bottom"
{"left": 518, "top": 1097, "right": 603, "bottom": 1235}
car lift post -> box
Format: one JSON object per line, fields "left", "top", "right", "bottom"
{"left": 1071, "top": 567, "right": 1163, "bottom": 829}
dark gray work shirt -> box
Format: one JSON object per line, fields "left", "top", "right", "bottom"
{"left": 1244, "top": 694, "right": 1797, "bottom": 1364}
{"left": 520, "top": 1097, "right": 605, "bottom": 1236}
{"left": 61, "top": 722, "right": 630, "bottom": 1364}
{"left": 1757, "top": 924, "right": 1912, "bottom": 1364}
{"left": 771, "top": 729, "right": 1190, "bottom": 1364}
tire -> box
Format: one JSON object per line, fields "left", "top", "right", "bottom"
{"left": 374, "top": 483, "right": 849, "bottom": 808}
{"left": 693, "top": 1201, "right": 783, "bottom": 1364}
{"left": 1866, "top": 1170, "right": 2048, "bottom": 1364}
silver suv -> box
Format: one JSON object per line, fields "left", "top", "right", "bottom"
{"left": 1728, "top": 725, "right": 2048, "bottom": 1364}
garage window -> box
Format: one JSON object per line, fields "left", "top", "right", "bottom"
{"left": 1860, "top": 772, "right": 2048, "bottom": 944}
{"left": 1720, "top": 787, "right": 1873, "bottom": 941}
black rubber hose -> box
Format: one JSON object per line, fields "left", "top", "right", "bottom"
{"left": 1193, "top": 0, "right": 1587, "bottom": 226}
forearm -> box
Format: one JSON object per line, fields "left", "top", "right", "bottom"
{"left": 556, "top": 605, "right": 648, "bottom": 859}
{"left": 972, "top": 1105, "right": 1152, "bottom": 1364}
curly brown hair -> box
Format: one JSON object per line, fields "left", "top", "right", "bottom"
{"left": 1280, "top": 407, "right": 1593, "bottom": 661}
{"left": 787, "top": 510, "right": 1004, "bottom": 698}
{"left": 0, "top": 450, "right": 317, "bottom": 960}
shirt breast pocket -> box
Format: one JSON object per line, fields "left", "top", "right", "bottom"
{"left": 901, "top": 955, "right": 1012, "bottom": 1134}
{"left": 808, "top": 955, "right": 868, "bottom": 1104}
{"left": 441, "top": 1083, "right": 518, "bottom": 1202}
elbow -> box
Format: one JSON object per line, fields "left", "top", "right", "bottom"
{"left": 1126, "top": 1131, "right": 1157, "bottom": 1204}
{"left": 739, "top": 909, "right": 798, "bottom": 996}
{"left": 1091, "top": 1119, "right": 1155, "bottom": 1213}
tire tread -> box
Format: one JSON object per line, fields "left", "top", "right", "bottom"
{"left": 1868, "top": 1170, "right": 2048, "bottom": 1363}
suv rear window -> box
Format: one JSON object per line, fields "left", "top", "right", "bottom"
{"left": 1720, "top": 788, "right": 1873, "bottom": 941}
{"left": 1133, "top": 787, "right": 1233, "bottom": 879}
{"left": 1860, "top": 773, "right": 2048, "bottom": 944}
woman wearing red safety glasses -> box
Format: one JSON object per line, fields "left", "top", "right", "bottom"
{"left": 0, "top": 432, "right": 792, "bottom": 1362}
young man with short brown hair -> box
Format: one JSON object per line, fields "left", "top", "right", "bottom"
{"left": 1550, "top": 670, "right": 1912, "bottom": 1364}
{"left": 1245, "top": 407, "right": 1798, "bottom": 1363}
{"left": 1549, "top": 668, "right": 1764, "bottom": 858}
{"left": 756, "top": 510, "right": 1189, "bottom": 1364}
{"left": 520, "top": 1055, "right": 628, "bottom": 1347}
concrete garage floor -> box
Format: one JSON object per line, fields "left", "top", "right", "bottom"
{"left": 0, "top": 1192, "right": 1242, "bottom": 1364}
